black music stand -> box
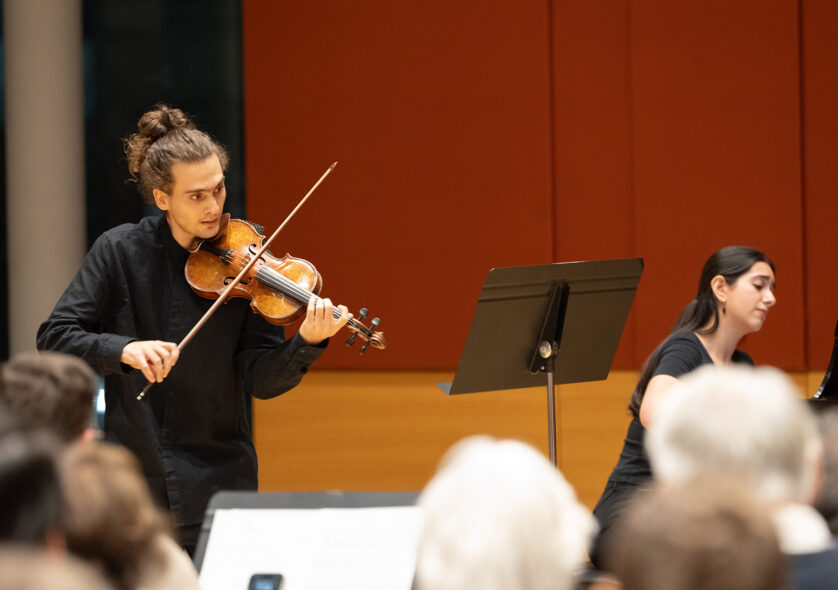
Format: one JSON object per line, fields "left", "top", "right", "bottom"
{"left": 438, "top": 259, "right": 644, "bottom": 466}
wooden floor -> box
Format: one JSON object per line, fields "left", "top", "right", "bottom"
{"left": 254, "top": 370, "right": 822, "bottom": 509}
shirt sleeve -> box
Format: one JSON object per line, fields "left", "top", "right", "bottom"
{"left": 651, "top": 336, "right": 706, "bottom": 380}
{"left": 36, "top": 233, "right": 136, "bottom": 374}
{"left": 234, "top": 311, "right": 328, "bottom": 400}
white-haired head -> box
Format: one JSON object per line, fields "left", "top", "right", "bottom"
{"left": 414, "top": 436, "right": 595, "bottom": 590}
{"left": 647, "top": 365, "right": 821, "bottom": 505}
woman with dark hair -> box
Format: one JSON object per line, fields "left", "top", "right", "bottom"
{"left": 589, "top": 246, "right": 777, "bottom": 567}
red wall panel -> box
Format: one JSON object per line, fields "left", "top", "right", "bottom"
{"left": 802, "top": 0, "right": 838, "bottom": 372}
{"left": 630, "top": 0, "right": 805, "bottom": 369}
{"left": 244, "top": 1, "right": 828, "bottom": 373}
{"left": 243, "top": 2, "right": 556, "bottom": 369}
{"left": 552, "top": 1, "right": 638, "bottom": 368}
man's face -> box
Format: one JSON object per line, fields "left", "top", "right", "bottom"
{"left": 153, "top": 155, "right": 226, "bottom": 250}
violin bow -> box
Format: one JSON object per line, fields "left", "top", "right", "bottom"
{"left": 137, "top": 162, "right": 338, "bottom": 400}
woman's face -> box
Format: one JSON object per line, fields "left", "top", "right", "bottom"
{"left": 724, "top": 261, "right": 776, "bottom": 334}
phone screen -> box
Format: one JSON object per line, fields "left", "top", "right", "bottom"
{"left": 249, "top": 574, "right": 284, "bottom": 590}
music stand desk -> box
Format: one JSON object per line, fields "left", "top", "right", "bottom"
{"left": 440, "top": 259, "right": 643, "bottom": 465}
{"left": 194, "top": 490, "right": 419, "bottom": 571}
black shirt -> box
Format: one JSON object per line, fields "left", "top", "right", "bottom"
{"left": 589, "top": 332, "right": 753, "bottom": 567}
{"left": 37, "top": 215, "right": 326, "bottom": 527}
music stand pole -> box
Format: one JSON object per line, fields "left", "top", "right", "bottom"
{"left": 529, "top": 281, "right": 569, "bottom": 467}
{"left": 547, "top": 367, "right": 557, "bottom": 466}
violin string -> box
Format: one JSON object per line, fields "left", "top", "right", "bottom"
{"left": 257, "top": 268, "right": 369, "bottom": 332}
{"left": 226, "top": 252, "right": 367, "bottom": 332}
{"left": 257, "top": 266, "right": 367, "bottom": 331}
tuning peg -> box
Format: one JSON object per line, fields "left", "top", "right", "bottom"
{"left": 347, "top": 310, "right": 372, "bottom": 348}
{"left": 360, "top": 318, "right": 381, "bottom": 354}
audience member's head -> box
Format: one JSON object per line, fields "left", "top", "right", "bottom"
{"left": 607, "top": 477, "right": 785, "bottom": 590}
{"left": 0, "top": 546, "right": 113, "bottom": 590}
{"left": 414, "top": 436, "right": 594, "bottom": 590}
{"left": 60, "top": 442, "right": 174, "bottom": 590}
{"left": 647, "top": 365, "right": 820, "bottom": 505}
{"left": 0, "top": 398, "right": 19, "bottom": 436}
{"left": 0, "top": 351, "right": 97, "bottom": 443}
{"left": 0, "top": 427, "right": 63, "bottom": 547}
{"left": 814, "top": 408, "right": 838, "bottom": 535}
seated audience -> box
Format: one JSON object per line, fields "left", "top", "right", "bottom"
{"left": 60, "top": 442, "right": 200, "bottom": 590}
{"left": 0, "top": 546, "right": 113, "bottom": 590}
{"left": 814, "top": 408, "right": 838, "bottom": 535}
{"left": 607, "top": 477, "right": 785, "bottom": 590}
{"left": 646, "top": 365, "right": 837, "bottom": 590}
{"left": 414, "top": 435, "right": 594, "bottom": 590}
{"left": 0, "top": 425, "right": 63, "bottom": 549}
{"left": 0, "top": 350, "right": 98, "bottom": 443}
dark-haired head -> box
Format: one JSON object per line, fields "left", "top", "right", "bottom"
{"left": 0, "top": 351, "right": 97, "bottom": 443}
{"left": 0, "top": 429, "right": 63, "bottom": 546}
{"left": 678, "top": 246, "right": 775, "bottom": 336}
{"left": 124, "top": 104, "right": 229, "bottom": 202}
{"left": 628, "top": 246, "right": 774, "bottom": 418}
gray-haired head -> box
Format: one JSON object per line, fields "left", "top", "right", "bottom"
{"left": 414, "top": 436, "right": 594, "bottom": 590}
{"left": 647, "top": 365, "right": 820, "bottom": 505}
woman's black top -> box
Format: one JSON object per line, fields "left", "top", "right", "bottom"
{"left": 589, "top": 331, "right": 753, "bottom": 567}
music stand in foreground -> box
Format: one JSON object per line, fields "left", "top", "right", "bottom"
{"left": 193, "top": 491, "right": 419, "bottom": 572}
{"left": 439, "top": 259, "right": 643, "bottom": 466}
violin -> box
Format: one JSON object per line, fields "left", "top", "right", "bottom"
{"left": 137, "top": 162, "right": 365, "bottom": 401}
{"left": 184, "top": 214, "right": 386, "bottom": 352}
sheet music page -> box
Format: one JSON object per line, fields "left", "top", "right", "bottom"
{"left": 198, "top": 506, "right": 424, "bottom": 590}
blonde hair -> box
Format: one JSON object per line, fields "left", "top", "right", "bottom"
{"left": 60, "top": 443, "right": 173, "bottom": 590}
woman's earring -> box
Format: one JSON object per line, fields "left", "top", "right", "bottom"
{"left": 721, "top": 299, "right": 726, "bottom": 315}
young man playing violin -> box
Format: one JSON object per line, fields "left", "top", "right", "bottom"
{"left": 37, "top": 105, "right": 349, "bottom": 554}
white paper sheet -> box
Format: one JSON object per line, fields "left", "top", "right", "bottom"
{"left": 198, "top": 506, "right": 423, "bottom": 590}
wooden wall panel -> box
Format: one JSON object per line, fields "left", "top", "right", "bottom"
{"left": 254, "top": 370, "right": 636, "bottom": 509}
{"left": 630, "top": 0, "right": 805, "bottom": 368}
{"left": 254, "top": 370, "right": 820, "bottom": 508}
{"left": 243, "top": 2, "right": 555, "bottom": 370}
{"left": 802, "top": 0, "right": 838, "bottom": 371}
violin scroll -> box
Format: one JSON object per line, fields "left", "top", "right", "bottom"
{"left": 345, "top": 308, "right": 387, "bottom": 353}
